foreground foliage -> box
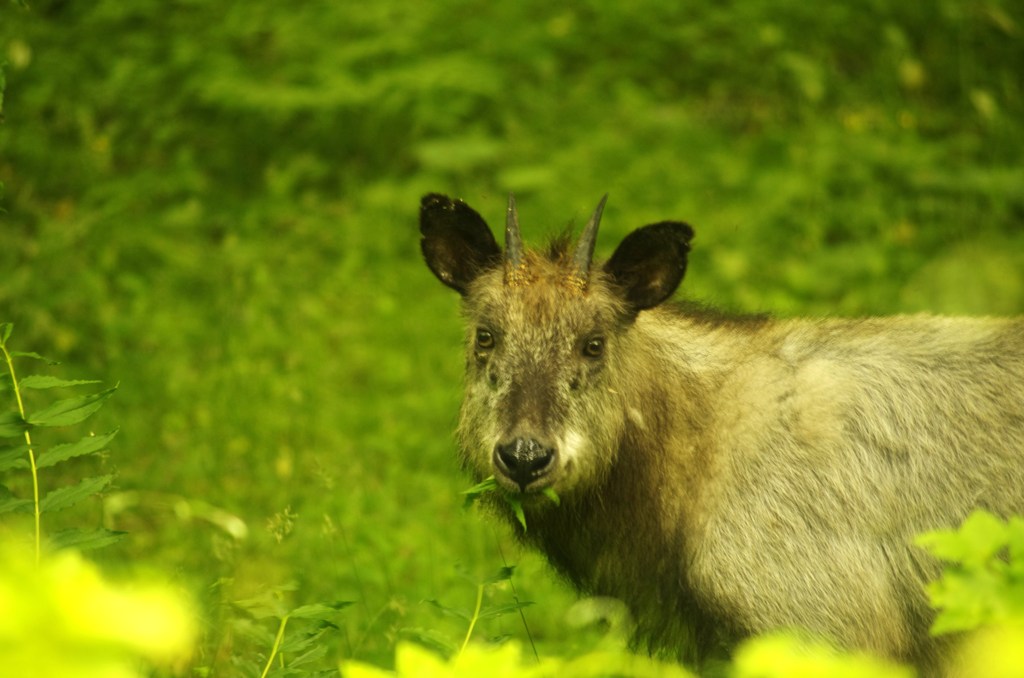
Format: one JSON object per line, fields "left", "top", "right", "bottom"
{"left": 0, "top": 323, "right": 121, "bottom": 558}
{"left": 343, "top": 642, "right": 694, "bottom": 678}
{"left": 917, "top": 510, "right": 1024, "bottom": 634}
{"left": 730, "top": 634, "right": 912, "bottom": 678}
{"left": 916, "top": 510, "right": 1024, "bottom": 678}
{"left": 0, "top": 325, "right": 194, "bottom": 677}
{"left": 0, "top": 540, "right": 195, "bottom": 678}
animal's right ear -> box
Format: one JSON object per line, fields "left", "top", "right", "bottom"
{"left": 603, "top": 221, "right": 695, "bottom": 311}
{"left": 420, "top": 194, "right": 501, "bottom": 295}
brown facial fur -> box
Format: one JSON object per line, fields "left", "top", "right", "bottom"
{"left": 458, "top": 247, "right": 633, "bottom": 497}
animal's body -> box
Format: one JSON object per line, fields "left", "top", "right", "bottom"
{"left": 418, "top": 193, "right": 1024, "bottom": 670}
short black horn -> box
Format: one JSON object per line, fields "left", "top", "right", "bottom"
{"left": 505, "top": 193, "right": 524, "bottom": 282}
{"left": 572, "top": 194, "right": 608, "bottom": 283}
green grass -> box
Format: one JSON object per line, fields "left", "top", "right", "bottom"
{"left": 1, "top": 0, "right": 1022, "bottom": 673}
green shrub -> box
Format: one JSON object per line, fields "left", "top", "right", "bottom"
{"left": 917, "top": 510, "right": 1024, "bottom": 634}
{"left": 0, "top": 540, "right": 195, "bottom": 677}
{"left": 0, "top": 324, "right": 195, "bottom": 677}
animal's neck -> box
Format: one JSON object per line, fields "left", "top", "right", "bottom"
{"left": 524, "top": 378, "right": 731, "bottom": 657}
{"left": 522, "top": 310, "right": 770, "bottom": 657}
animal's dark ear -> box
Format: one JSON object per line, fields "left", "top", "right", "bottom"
{"left": 420, "top": 194, "right": 501, "bottom": 295}
{"left": 603, "top": 221, "right": 694, "bottom": 310}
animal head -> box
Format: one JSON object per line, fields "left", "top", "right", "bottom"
{"left": 420, "top": 193, "right": 694, "bottom": 501}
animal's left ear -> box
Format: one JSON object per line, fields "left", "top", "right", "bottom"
{"left": 603, "top": 221, "right": 695, "bottom": 310}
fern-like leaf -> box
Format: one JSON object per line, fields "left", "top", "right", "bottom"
{"left": 48, "top": 527, "right": 127, "bottom": 551}
{"left": 28, "top": 385, "right": 118, "bottom": 427}
{"left": 39, "top": 474, "right": 115, "bottom": 513}
{"left": 36, "top": 429, "right": 118, "bottom": 469}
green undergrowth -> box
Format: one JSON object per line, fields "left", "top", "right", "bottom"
{"left": 917, "top": 511, "right": 1024, "bottom": 635}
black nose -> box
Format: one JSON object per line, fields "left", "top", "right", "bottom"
{"left": 494, "top": 438, "right": 556, "bottom": 492}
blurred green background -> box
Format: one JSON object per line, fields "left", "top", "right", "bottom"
{"left": 1, "top": 0, "right": 1022, "bottom": 672}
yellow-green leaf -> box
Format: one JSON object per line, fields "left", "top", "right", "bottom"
{"left": 39, "top": 474, "right": 115, "bottom": 513}
{"left": 18, "top": 375, "right": 102, "bottom": 390}
{"left": 36, "top": 429, "right": 118, "bottom": 469}
{"left": 27, "top": 385, "right": 117, "bottom": 428}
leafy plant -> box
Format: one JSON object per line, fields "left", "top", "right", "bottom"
{"left": 462, "top": 475, "right": 559, "bottom": 531}
{"left": 224, "top": 582, "right": 353, "bottom": 678}
{"left": 0, "top": 323, "right": 122, "bottom": 560}
{"left": 413, "top": 565, "right": 535, "bottom": 660}
{"left": 0, "top": 323, "right": 196, "bottom": 677}
{"left": 730, "top": 633, "right": 912, "bottom": 678}
{"left": 948, "top": 625, "right": 1024, "bottom": 678}
{"left": 0, "top": 538, "right": 195, "bottom": 677}
{"left": 341, "top": 641, "right": 695, "bottom": 678}
{"left": 911, "top": 511, "right": 1024, "bottom": 677}
{"left": 916, "top": 509, "right": 1024, "bottom": 634}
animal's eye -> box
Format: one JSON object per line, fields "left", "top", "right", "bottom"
{"left": 476, "top": 328, "right": 495, "bottom": 350}
{"left": 582, "top": 336, "right": 605, "bottom": 358}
